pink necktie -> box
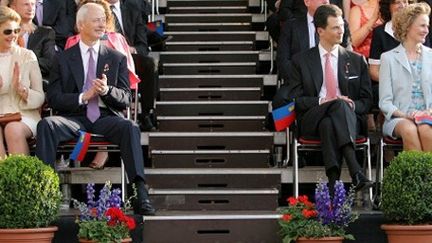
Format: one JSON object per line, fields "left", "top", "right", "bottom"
{"left": 84, "top": 48, "right": 100, "bottom": 123}
{"left": 324, "top": 52, "right": 337, "bottom": 99}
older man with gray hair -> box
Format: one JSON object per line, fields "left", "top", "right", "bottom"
{"left": 35, "top": 2, "right": 155, "bottom": 215}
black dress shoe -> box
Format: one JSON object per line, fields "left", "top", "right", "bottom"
{"left": 133, "top": 199, "right": 156, "bottom": 216}
{"left": 134, "top": 180, "right": 156, "bottom": 215}
{"left": 352, "top": 172, "right": 374, "bottom": 191}
{"left": 139, "top": 115, "right": 156, "bottom": 132}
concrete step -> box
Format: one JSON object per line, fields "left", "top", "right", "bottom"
{"left": 167, "top": 22, "right": 252, "bottom": 31}
{"left": 150, "top": 149, "right": 271, "bottom": 168}
{"left": 160, "top": 51, "right": 259, "bottom": 63}
{"left": 146, "top": 168, "right": 281, "bottom": 189}
{"left": 165, "top": 40, "right": 254, "bottom": 51}
{"left": 168, "top": 6, "right": 249, "bottom": 13}
{"left": 158, "top": 74, "right": 276, "bottom": 88}
{"left": 159, "top": 87, "right": 261, "bottom": 101}
{"left": 157, "top": 115, "right": 266, "bottom": 132}
{"left": 149, "top": 132, "right": 273, "bottom": 150}
{"left": 155, "top": 100, "right": 270, "bottom": 116}
{"left": 161, "top": 61, "right": 257, "bottom": 75}
{"left": 149, "top": 188, "right": 279, "bottom": 210}
{"left": 143, "top": 210, "right": 281, "bottom": 243}
{"left": 164, "top": 31, "right": 268, "bottom": 42}
{"left": 166, "top": 0, "right": 249, "bottom": 7}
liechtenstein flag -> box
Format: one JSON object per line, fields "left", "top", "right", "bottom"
{"left": 69, "top": 131, "right": 92, "bottom": 162}
{"left": 272, "top": 101, "right": 296, "bottom": 131}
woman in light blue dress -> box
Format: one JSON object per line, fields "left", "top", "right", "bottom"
{"left": 379, "top": 3, "right": 432, "bottom": 151}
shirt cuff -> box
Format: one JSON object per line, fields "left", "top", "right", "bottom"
{"left": 100, "top": 86, "right": 109, "bottom": 96}
{"left": 79, "top": 93, "right": 88, "bottom": 105}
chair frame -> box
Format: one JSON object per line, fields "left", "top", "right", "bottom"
{"left": 292, "top": 131, "right": 373, "bottom": 201}
{"left": 373, "top": 136, "right": 402, "bottom": 207}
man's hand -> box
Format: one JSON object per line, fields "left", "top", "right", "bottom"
{"left": 93, "top": 74, "right": 108, "bottom": 95}
{"left": 320, "top": 96, "right": 337, "bottom": 105}
{"left": 338, "top": 96, "right": 355, "bottom": 110}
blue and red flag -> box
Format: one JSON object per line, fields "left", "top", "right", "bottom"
{"left": 272, "top": 101, "right": 296, "bottom": 131}
{"left": 69, "top": 131, "right": 92, "bottom": 162}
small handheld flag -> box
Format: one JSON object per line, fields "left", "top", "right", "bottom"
{"left": 272, "top": 101, "right": 296, "bottom": 131}
{"left": 415, "top": 115, "right": 432, "bottom": 125}
{"left": 69, "top": 131, "right": 92, "bottom": 162}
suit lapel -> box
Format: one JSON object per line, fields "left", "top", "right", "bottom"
{"left": 26, "top": 25, "right": 38, "bottom": 49}
{"left": 338, "top": 46, "right": 349, "bottom": 95}
{"left": 97, "top": 45, "right": 110, "bottom": 79}
{"left": 308, "top": 47, "right": 323, "bottom": 94}
{"left": 68, "top": 44, "right": 84, "bottom": 90}
{"left": 393, "top": 44, "right": 411, "bottom": 75}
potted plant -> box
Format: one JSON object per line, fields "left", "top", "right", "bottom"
{"left": 0, "top": 155, "right": 61, "bottom": 242}
{"left": 278, "top": 180, "right": 358, "bottom": 243}
{"left": 73, "top": 182, "right": 136, "bottom": 243}
{"left": 380, "top": 151, "right": 432, "bottom": 243}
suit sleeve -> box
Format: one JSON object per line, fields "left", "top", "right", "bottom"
{"left": 131, "top": 13, "right": 149, "bottom": 56}
{"left": 277, "top": 21, "right": 293, "bottom": 81}
{"left": 353, "top": 55, "right": 372, "bottom": 115}
{"left": 379, "top": 53, "right": 398, "bottom": 120}
{"left": 341, "top": 20, "right": 351, "bottom": 49}
{"left": 38, "top": 28, "right": 56, "bottom": 78}
{"left": 289, "top": 54, "right": 320, "bottom": 112}
{"left": 101, "top": 55, "right": 131, "bottom": 110}
{"left": 47, "top": 53, "right": 82, "bottom": 112}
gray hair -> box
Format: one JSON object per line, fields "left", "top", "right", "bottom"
{"left": 76, "top": 2, "right": 103, "bottom": 25}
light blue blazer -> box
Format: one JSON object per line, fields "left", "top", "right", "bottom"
{"left": 379, "top": 44, "right": 432, "bottom": 120}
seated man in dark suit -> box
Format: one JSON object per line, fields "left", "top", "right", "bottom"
{"left": 277, "top": 0, "right": 351, "bottom": 82}
{"left": 35, "top": 2, "right": 155, "bottom": 215}
{"left": 105, "top": 0, "right": 156, "bottom": 131}
{"left": 32, "top": 0, "right": 76, "bottom": 49}
{"left": 287, "top": 4, "right": 373, "bottom": 194}
{"left": 10, "top": 0, "right": 56, "bottom": 86}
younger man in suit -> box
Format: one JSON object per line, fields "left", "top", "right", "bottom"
{"left": 277, "top": 0, "right": 351, "bottom": 82}
{"left": 35, "top": 2, "right": 155, "bottom": 215}
{"left": 288, "top": 4, "right": 373, "bottom": 194}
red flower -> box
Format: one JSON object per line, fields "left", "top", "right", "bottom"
{"left": 303, "top": 200, "right": 314, "bottom": 209}
{"left": 298, "top": 195, "right": 309, "bottom": 203}
{"left": 125, "top": 216, "right": 136, "bottom": 230}
{"left": 287, "top": 197, "right": 298, "bottom": 205}
{"left": 281, "top": 214, "right": 292, "bottom": 222}
{"left": 302, "top": 209, "right": 318, "bottom": 218}
{"left": 106, "top": 208, "right": 125, "bottom": 220}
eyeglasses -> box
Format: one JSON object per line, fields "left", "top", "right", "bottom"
{"left": 3, "top": 28, "right": 20, "bottom": 35}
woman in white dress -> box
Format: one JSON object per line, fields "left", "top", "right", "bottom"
{"left": 0, "top": 6, "right": 44, "bottom": 157}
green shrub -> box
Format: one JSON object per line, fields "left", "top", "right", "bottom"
{"left": 381, "top": 151, "right": 432, "bottom": 225}
{"left": 0, "top": 155, "right": 61, "bottom": 228}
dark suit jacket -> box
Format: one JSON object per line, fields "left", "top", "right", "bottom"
{"left": 47, "top": 44, "right": 131, "bottom": 117}
{"left": 120, "top": 0, "right": 149, "bottom": 56}
{"left": 34, "top": 0, "right": 75, "bottom": 49}
{"left": 27, "top": 25, "right": 56, "bottom": 79}
{"left": 277, "top": 15, "right": 351, "bottom": 81}
{"left": 288, "top": 46, "right": 372, "bottom": 132}
{"left": 278, "top": 0, "right": 342, "bottom": 22}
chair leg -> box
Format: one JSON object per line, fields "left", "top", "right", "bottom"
{"left": 293, "top": 138, "right": 299, "bottom": 198}
{"left": 121, "top": 159, "right": 127, "bottom": 203}
{"left": 367, "top": 139, "right": 373, "bottom": 203}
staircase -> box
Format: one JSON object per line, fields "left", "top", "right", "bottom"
{"left": 143, "top": 0, "right": 282, "bottom": 242}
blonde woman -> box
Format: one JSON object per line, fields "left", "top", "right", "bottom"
{"left": 379, "top": 3, "right": 432, "bottom": 151}
{"left": 0, "top": 6, "right": 44, "bottom": 157}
